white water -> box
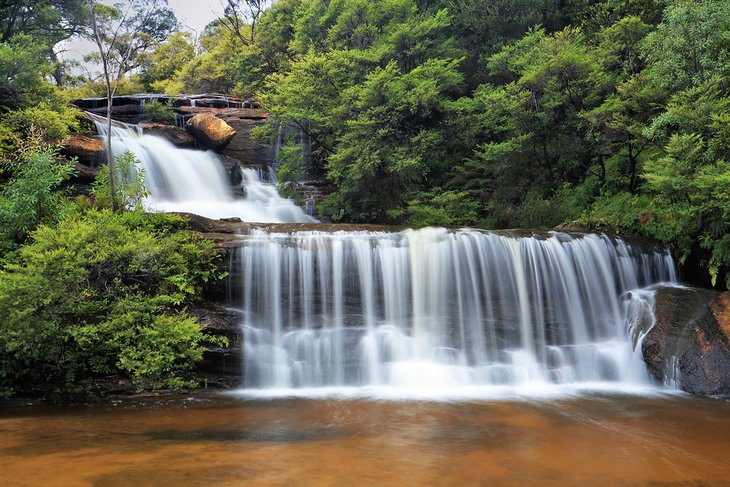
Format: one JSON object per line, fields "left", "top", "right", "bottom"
{"left": 87, "top": 112, "right": 680, "bottom": 399}
{"left": 231, "top": 227, "right": 678, "bottom": 398}
{"left": 89, "top": 114, "right": 314, "bottom": 223}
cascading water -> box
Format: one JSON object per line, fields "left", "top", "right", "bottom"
{"left": 88, "top": 113, "right": 314, "bottom": 223}
{"left": 87, "top": 112, "right": 679, "bottom": 398}
{"left": 231, "top": 227, "right": 677, "bottom": 397}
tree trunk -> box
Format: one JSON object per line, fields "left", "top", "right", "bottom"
{"left": 88, "top": 0, "right": 118, "bottom": 211}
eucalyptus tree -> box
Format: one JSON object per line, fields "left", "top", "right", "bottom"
{"left": 86, "top": 0, "right": 176, "bottom": 210}
{"left": 0, "top": 0, "right": 88, "bottom": 44}
{"left": 219, "top": 0, "right": 266, "bottom": 45}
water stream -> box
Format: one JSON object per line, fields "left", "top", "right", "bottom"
{"left": 90, "top": 113, "right": 679, "bottom": 397}
{"left": 88, "top": 113, "right": 314, "bottom": 223}
{"left": 231, "top": 228, "right": 677, "bottom": 397}
{"left": 2, "top": 393, "right": 730, "bottom": 486}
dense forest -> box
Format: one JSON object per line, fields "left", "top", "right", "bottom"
{"left": 89, "top": 0, "right": 729, "bottom": 288}
{"left": 0, "top": 0, "right": 728, "bottom": 395}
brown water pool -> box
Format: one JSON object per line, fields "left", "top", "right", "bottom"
{"left": 1, "top": 393, "right": 729, "bottom": 486}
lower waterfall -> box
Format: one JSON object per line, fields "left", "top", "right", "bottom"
{"left": 85, "top": 113, "right": 679, "bottom": 397}
{"left": 231, "top": 227, "right": 677, "bottom": 397}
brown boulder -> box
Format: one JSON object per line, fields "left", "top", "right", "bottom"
{"left": 641, "top": 285, "right": 730, "bottom": 394}
{"left": 60, "top": 133, "right": 104, "bottom": 166}
{"left": 140, "top": 122, "right": 196, "bottom": 147}
{"left": 185, "top": 113, "right": 237, "bottom": 151}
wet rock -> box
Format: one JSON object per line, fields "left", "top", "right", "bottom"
{"left": 139, "top": 122, "right": 196, "bottom": 147}
{"left": 188, "top": 305, "right": 243, "bottom": 387}
{"left": 642, "top": 286, "right": 730, "bottom": 395}
{"left": 72, "top": 161, "right": 100, "bottom": 184}
{"left": 185, "top": 113, "right": 237, "bottom": 151}
{"left": 60, "top": 133, "right": 104, "bottom": 166}
{"left": 220, "top": 117, "right": 274, "bottom": 166}
{"left": 88, "top": 104, "right": 145, "bottom": 117}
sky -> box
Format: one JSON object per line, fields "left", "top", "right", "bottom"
{"left": 58, "top": 0, "right": 222, "bottom": 72}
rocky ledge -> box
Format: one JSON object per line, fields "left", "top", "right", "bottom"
{"left": 188, "top": 305, "right": 243, "bottom": 388}
{"left": 637, "top": 285, "right": 730, "bottom": 395}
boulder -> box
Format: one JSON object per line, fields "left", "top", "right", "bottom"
{"left": 185, "top": 113, "right": 237, "bottom": 151}
{"left": 139, "top": 122, "right": 196, "bottom": 147}
{"left": 60, "top": 133, "right": 104, "bottom": 166}
{"left": 641, "top": 285, "right": 730, "bottom": 394}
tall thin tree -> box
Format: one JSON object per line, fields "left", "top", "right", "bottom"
{"left": 86, "top": 0, "right": 176, "bottom": 210}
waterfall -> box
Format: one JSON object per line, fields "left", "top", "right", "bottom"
{"left": 85, "top": 113, "right": 679, "bottom": 398}
{"left": 88, "top": 113, "right": 315, "bottom": 223}
{"left": 231, "top": 228, "right": 677, "bottom": 396}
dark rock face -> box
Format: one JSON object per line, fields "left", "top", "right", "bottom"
{"left": 188, "top": 305, "right": 243, "bottom": 388}
{"left": 139, "top": 122, "right": 196, "bottom": 147}
{"left": 642, "top": 286, "right": 730, "bottom": 395}
{"left": 186, "top": 113, "right": 237, "bottom": 151}
{"left": 221, "top": 118, "right": 273, "bottom": 166}
{"left": 60, "top": 133, "right": 104, "bottom": 166}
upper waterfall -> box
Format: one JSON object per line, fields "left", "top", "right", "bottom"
{"left": 88, "top": 113, "right": 315, "bottom": 223}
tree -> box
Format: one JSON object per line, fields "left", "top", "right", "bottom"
{"left": 0, "top": 34, "right": 52, "bottom": 111}
{"left": 0, "top": 0, "right": 88, "bottom": 44}
{"left": 642, "top": 0, "right": 730, "bottom": 93}
{"left": 86, "top": 0, "right": 176, "bottom": 211}
{"left": 220, "top": 0, "right": 265, "bottom": 45}
{"left": 139, "top": 31, "right": 195, "bottom": 92}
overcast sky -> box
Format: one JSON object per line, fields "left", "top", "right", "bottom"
{"left": 58, "top": 0, "right": 222, "bottom": 71}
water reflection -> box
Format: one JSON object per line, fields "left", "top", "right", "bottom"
{"left": 1, "top": 393, "right": 729, "bottom": 486}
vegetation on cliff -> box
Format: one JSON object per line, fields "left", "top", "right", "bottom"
{"left": 0, "top": 140, "right": 225, "bottom": 397}
{"left": 0, "top": 0, "right": 727, "bottom": 287}
{"left": 133, "top": 0, "right": 728, "bottom": 288}
{"left": 0, "top": 0, "right": 728, "bottom": 395}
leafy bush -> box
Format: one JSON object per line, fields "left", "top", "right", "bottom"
{"left": 143, "top": 99, "right": 176, "bottom": 124}
{"left": 0, "top": 34, "right": 53, "bottom": 110}
{"left": 0, "top": 210, "right": 225, "bottom": 395}
{"left": 91, "top": 150, "right": 150, "bottom": 211}
{"left": 0, "top": 101, "right": 80, "bottom": 151}
{"left": 388, "top": 189, "right": 486, "bottom": 227}
{"left": 0, "top": 143, "right": 74, "bottom": 252}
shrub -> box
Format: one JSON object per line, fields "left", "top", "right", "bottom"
{"left": 0, "top": 142, "right": 74, "bottom": 252}
{"left": 91, "top": 150, "right": 150, "bottom": 211}
{"left": 143, "top": 99, "right": 176, "bottom": 124}
{"left": 0, "top": 210, "right": 225, "bottom": 394}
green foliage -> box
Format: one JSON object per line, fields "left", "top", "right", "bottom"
{"left": 0, "top": 100, "right": 80, "bottom": 148}
{"left": 0, "top": 143, "right": 74, "bottom": 251}
{"left": 143, "top": 99, "right": 176, "bottom": 124}
{"left": 642, "top": 0, "right": 730, "bottom": 92}
{"left": 170, "top": 24, "right": 244, "bottom": 94}
{"left": 388, "top": 189, "right": 484, "bottom": 227}
{"left": 0, "top": 35, "right": 53, "bottom": 110}
{"left": 0, "top": 34, "right": 81, "bottom": 155}
{"left": 66, "top": 76, "right": 146, "bottom": 98}
{"left": 139, "top": 31, "right": 196, "bottom": 93}
{"left": 91, "top": 150, "right": 150, "bottom": 211}
{"left": 0, "top": 210, "right": 223, "bottom": 393}
{"left": 0, "top": 0, "right": 88, "bottom": 46}
{"left": 276, "top": 142, "right": 306, "bottom": 199}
